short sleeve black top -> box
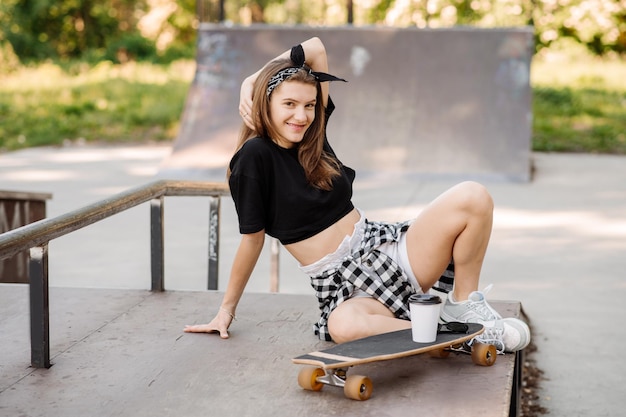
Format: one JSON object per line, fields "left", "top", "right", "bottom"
{"left": 228, "top": 98, "right": 356, "bottom": 244}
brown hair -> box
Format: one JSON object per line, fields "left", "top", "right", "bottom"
{"left": 230, "top": 59, "right": 340, "bottom": 191}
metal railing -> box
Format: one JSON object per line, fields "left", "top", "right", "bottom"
{"left": 0, "top": 180, "right": 230, "bottom": 369}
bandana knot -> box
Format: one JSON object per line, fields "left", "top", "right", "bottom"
{"left": 266, "top": 44, "right": 347, "bottom": 97}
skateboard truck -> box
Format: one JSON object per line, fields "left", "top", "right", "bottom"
{"left": 316, "top": 368, "right": 348, "bottom": 388}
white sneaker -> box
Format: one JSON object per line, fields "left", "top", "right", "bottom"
{"left": 440, "top": 285, "right": 531, "bottom": 353}
{"left": 467, "top": 318, "right": 531, "bottom": 353}
{"left": 439, "top": 284, "right": 502, "bottom": 325}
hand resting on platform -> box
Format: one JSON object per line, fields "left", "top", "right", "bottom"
{"left": 184, "top": 308, "right": 234, "bottom": 339}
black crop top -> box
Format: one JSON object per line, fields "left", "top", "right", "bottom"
{"left": 228, "top": 99, "right": 356, "bottom": 244}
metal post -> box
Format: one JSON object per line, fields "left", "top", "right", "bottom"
{"left": 207, "top": 196, "right": 220, "bottom": 290}
{"left": 196, "top": 0, "right": 223, "bottom": 24}
{"left": 150, "top": 197, "right": 164, "bottom": 292}
{"left": 196, "top": 0, "right": 203, "bottom": 22}
{"left": 270, "top": 238, "right": 279, "bottom": 293}
{"left": 347, "top": 0, "right": 354, "bottom": 24}
{"left": 29, "top": 245, "right": 50, "bottom": 368}
{"left": 509, "top": 349, "right": 524, "bottom": 417}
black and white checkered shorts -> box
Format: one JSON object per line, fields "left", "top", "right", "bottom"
{"left": 308, "top": 218, "right": 455, "bottom": 341}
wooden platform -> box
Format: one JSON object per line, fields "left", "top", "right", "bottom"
{"left": 0, "top": 284, "right": 521, "bottom": 416}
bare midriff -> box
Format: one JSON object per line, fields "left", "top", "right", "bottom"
{"left": 284, "top": 208, "right": 360, "bottom": 266}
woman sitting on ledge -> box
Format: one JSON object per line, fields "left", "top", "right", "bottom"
{"left": 184, "top": 37, "right": 530, "bottom": 353}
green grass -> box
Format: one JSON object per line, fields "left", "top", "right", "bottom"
{"left": 531, "top": 57, "right": 626, "bottom": 154}
{"left": 0, "top": 60, "right": 195, "bottom": 150}
{"left": 1, "top": 56, "right": 625, "bottom": 154}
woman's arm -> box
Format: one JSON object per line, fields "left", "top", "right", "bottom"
{"left": 239, "top": 37, "right": 329, "bottom": 128}
{"left": 183, "top": 230, "right": 265, "bottom": 338}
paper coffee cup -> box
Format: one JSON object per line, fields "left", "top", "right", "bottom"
{"left": 408, "top": 294, "right": 442, "bottom": 343}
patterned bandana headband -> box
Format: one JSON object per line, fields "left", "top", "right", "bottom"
{"left": 266, "top": 44, "right": 347, "bottom": 96}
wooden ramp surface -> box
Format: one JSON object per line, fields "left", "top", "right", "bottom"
{"left": 0, "top": 285, "right": 520, "bottom": 417}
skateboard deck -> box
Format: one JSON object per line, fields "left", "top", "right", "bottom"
{"left": 293, "top": 322, "right": 496, "bottom": 400}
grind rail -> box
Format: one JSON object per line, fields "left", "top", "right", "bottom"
{"left": 0, "top": 180, "right": 229, "bottom": 369}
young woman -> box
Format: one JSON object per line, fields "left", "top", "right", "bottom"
{"left": 184, "top": 37, "right": 530, "bottom": 353}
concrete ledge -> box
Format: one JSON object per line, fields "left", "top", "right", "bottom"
{"left": 0, "top": 285, "right": 521, "bottom": 416}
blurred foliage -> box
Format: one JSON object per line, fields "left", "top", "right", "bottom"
{"left": 0, "top": 0, "right": 624, "bottom": 154}
{"left": 0, "top": 54, "right": 624, "bottom": 154}
{"left": 533, "top": 85, "right": 626, "bottom": 153}
{"left": 0, "top": 0, "right": 625, "bottom": 65}
{"left": 0, "top": 0, "right": 196, "bottom": 64}
{"left": 531, "top": 55, "right": 626, "bottom": 154}
{"left": 0, "top": 60, "right": 195, "bottom": 150}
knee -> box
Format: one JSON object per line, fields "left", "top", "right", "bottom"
{"left": 453, "top": 181, "right": 494, "bottom": 217}
{"left": 327, "top": 304, "right": 366, "bottom": 343}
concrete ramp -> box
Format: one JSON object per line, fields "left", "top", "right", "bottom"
{"left": 159, "top": 25, "right": 534, "bottom": 182}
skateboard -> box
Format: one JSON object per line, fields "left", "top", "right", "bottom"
{"left": 292, "top": 322, "right": 496, "bottom": 401}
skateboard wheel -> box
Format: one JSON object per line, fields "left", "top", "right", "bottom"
{"left": 471, "top": 342, "right": 497, "bottom": 366}
{"left": 344, "top": 375, "right": 373, "bottom": 401}
{"left": 428, "top": 348, "right": 450, "bottom": 359}
{"left": 298, "top": 367, "right": 325, "bottom": 391}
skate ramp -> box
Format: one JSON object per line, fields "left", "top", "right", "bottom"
{"left": 159, "top": 25, "right": 534, "bottom": 182}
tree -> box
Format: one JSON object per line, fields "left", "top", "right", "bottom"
{"left": 1, "top": 0, "right": 624, "bottom": 61}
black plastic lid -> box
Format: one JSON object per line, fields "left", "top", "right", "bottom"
{"left": 408, "top": 294, "right": 442, "bottom": 305}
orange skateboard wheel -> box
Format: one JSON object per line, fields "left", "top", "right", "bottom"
{"left": 344, "top": 375, "right": 373, "bottom": 401}
{"left": 297, "top": 367, "right": 325, "bottom": 391}
{"left": 471, "top": 342, "right": 497, "bottom": 366}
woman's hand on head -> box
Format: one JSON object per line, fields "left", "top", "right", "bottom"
{"left": 239, "top": 75, "right": 255, "bottom": 129}
{"left": 183, "top": 308, "right": 234, "bottom": 339}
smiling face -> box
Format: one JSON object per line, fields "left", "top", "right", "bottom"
{"left": 268, "top": 80, "right": 317, "bottom": 149}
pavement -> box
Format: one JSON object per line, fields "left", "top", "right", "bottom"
{"left": 1, "top": 143, "right": 625, "bottom": 416}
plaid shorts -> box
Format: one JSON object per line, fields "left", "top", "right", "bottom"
{"left": 308, "top": 217, "right": 455, "bottom": 341}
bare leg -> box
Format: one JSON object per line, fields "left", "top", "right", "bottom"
{"left": 405, "top": 181, "right": 494, "bottom": 301}
{"left": 326, "top": 182, "right": 493, "bottom": 343}
{"left": 404, "top": 183, "right": 532, "bottom": 353}
{"left": 327, "top": 297, "right": 411, "bottom": 343}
